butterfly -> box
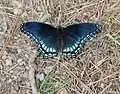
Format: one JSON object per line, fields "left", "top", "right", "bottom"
{"left": 20, "top": 22, "right": 100, "bottom": 58}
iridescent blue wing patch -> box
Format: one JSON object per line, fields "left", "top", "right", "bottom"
{"left": 20, "top": 22, "right": 58, "bottom": 57}
{"left": 62, "top": 23, "right": 100, "bottom": 57}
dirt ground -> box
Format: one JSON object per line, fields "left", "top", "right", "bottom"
{"left": 0, "top": 0, "right": 120, "bottom": 94}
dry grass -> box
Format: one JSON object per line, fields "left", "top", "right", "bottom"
{"left": 0, "top": 0, "right": 120, "bottom": 94}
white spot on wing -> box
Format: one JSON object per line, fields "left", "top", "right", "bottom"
{"left": 75, "top": 50, "right": 77, "bottom": 53}
{"left": 46, "top": 47, "right": 49, "bottom": 52}
{"left": 35, "top": 39, "right": 38, "bottom": 42}
{"left": 63, "top": 49, "right": 67, "bottom": 52}
{"left": 67, "top": 53, "right": 71, "bottom": 55}
{"left": 72, "top": 46, "right": 76, "bottom": 50}
{"left": 29, "top": 33, "right": 33, "bottom": 37}
{"left": 52, "top": 49, "right": 56, "bottom": 52}
{"left": 40, "top": 41, "right": 43, "bottom": 45}
{"left": 49, "top": 48, "right": 53, "bottom": 52}
{"left": 77, "top": 47, "right": 80, "bottom": 51}
{"left": 49, "top": 53, "right": 52, "bottom": 56}
{"left": 32, "top": 36, "right": 36, "bottom": 40}
{"left": 45, "top": 54, "right": 48, "bottom": 56}
{"left": 44, "top": 46, "right": 47, "bottom": 50}
{"left": 70, "top": 47, "right": 73, "bottom": 52}
{"left": 42, "top": 51, "right": 45, "bottom": 53}
{"left": 81, "top": 40, "right": 84, "bottom": 43}
{"left": 84, "top": 37, "right": 87, "bottom": 41}
{"left": 42, "top": 43, "right": 45, "bottom": 48}
{"left": 87, "top": 35, "right": 90, "bottom": 38}
{"left": 66, "top": 47, "right": 70, "bottom": 52}
{"left": 74, "top": 43, "right": 78, "bottom": 47}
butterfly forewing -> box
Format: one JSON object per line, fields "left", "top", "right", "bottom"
{"left": 20, "top": 22, "right": 58, "bottom": 57}
{"left": 62, "top": 23, "right": 100, "bottom": 56}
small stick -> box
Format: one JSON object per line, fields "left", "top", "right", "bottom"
{"left": 29, "top": 53, "right": 38, "bottom": 94}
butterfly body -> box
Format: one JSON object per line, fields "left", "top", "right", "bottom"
{"left": 20, "top": 22, "right": 100, "bottom": 58}
{"left": 55, "top": 26, "right": 64, "bottom": 54}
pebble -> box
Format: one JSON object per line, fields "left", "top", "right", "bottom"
{"left": 25, "top": 54, "right": 29, "bottom": 58}
{"left": 100, "top": 83, "right": 104, "bottom": 88}
{"left": 2, "top": 55, "right": 7, "bottom": 60}
{"left": 32, "top": 49, "right": 37, "bottom": 54}
{"left": 10, "top": 70, "right": 14, "bottom": 74}
{"left": 44, "top": 66, "right": 53, "bottom": 74}
{"left": 17, "top": 58, "right": 25, "bottom": 66}
{"left": 17, "top": 58, "right": 23, "bottom": 63}
{"left": 6, "top": 58, "right": 12, "bottom": 66}
{"left": 36, "top": 73, "right": 44, "bottom": 81}
{"left": 13, "top": 76, "right": 17, "bottom": 79}
{"left": 17, "top": 49, "right": 21, "bottom": 54}
{"left": 0, "top": 20, "right": 7, "bottom": 34}
{"left": 13, "top": 8, "right": 22, "bottom": 15}
{"left": 25, "top": 66, "right": 29, "bottom": 70}
{"left": 8, "top": 79, "right": 12, "bottom": 83}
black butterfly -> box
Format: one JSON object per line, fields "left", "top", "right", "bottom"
{"left": 20, "top": 22, "right": 100, "bottom": 58}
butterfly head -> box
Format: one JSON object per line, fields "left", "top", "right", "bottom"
{"left": 57, "top": 26, "right": 65, "bottom": 36}
{"left": 57, "top": 26, "right": 63, "bottom": 31}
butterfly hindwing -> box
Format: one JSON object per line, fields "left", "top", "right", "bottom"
{"left": 63, "top": 23, "right": 100, "bottom": 56}
{"left": 20, "top": 22, "right": 58, "bottom": 57}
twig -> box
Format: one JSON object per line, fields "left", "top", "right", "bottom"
{"left": 29, "top": 53, "right": 38, "bottom": 94}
